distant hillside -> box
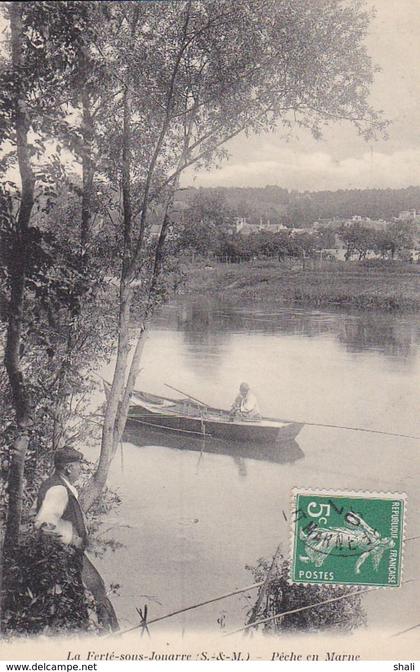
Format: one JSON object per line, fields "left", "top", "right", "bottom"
{"left": 178, "top": 185, "right": 420, "bottom": 226}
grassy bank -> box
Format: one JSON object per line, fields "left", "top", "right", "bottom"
{"left": 183, "top": 260, "right": 420, "bottom": 311}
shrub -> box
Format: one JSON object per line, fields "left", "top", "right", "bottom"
{"left": 2, "top": 531, "right": 94, "bottom": 635}
{"left": 246, "top": 557, "right": 366, "bottom": 634}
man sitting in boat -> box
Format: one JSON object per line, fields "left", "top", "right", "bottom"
{"left": 230, "top": 382, "right": 261, "bottom": 421}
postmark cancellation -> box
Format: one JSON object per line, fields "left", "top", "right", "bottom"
{"left": 290, "top": 488, "right": 406, "bottom": 588}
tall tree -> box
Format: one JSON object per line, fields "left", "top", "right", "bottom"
{"left": 3, "top": 2, "right": 35, "bottom": 551}
{"left": 80, "top": 0, "right": 385, "bottom": 508}
{"left": 0, "top": 1, "right": 105, "bottom": 548}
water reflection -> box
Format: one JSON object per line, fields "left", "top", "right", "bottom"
{"left": 177, "top": 301, "right": 231, "bottom": 346}
{"left": 153, "top": 298, "right": 419, "bottom": 363}
{"left": 337, "top": 313, "right": 418, "bottom": 359}
{"left": 123, "top": 421, "right": 304, "bottom": 469}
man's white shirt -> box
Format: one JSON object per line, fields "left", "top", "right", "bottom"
{"left": 240, "top": 391, "right": 260, "bottom": 415}
{"left": 34, "top": 476, "right": 78, "bottom": 545}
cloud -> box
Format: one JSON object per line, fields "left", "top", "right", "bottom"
{"left": 182, "top": 148, "right": 420, "bottom": 192}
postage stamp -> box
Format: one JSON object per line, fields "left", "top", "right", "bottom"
{"left": 290, "top": 489, "right": 406, "bottom": 588}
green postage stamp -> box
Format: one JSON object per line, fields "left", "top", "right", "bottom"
{"left": 290, "top": 489, "right": 406, "bottom": 588}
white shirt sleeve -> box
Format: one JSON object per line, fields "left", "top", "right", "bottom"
{"left": 34, "top": 485, "right": 73, "bottom": 545}
{"left": 241, "top": 392, "right": 260, "bottom": 415}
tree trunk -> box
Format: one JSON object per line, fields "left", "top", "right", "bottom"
{"left": 80, "top": 280, "right": 132, "bottom": 510}
{"left": 3, "top": 2, "right": 35, "bottom": 552}
{"left": 111, "top": 184, "right": 179, "bottom": 455}
{"left": 80, "top": 3, "right": 186, "bottom": 510}
{"left": 80, "top": 172, "right": 177, "bottom": 511}
{"left": 112, "top": 321, "right": 148, "bottom": 455}
{"left": 80, "top": 83, "right": 133, "bottom": 511}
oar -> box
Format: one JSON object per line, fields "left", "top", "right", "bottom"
{"left": 164, "top": 383, "right": 208, "bottom": 408}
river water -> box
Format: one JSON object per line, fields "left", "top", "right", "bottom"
{"left": 94, "top": 298, "right": 419, "bottom": 635}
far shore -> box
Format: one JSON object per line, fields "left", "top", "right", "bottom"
{"left": 181, "top": 259, "right": 420, "bottom": 311}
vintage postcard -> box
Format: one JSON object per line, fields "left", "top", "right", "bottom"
{"left": 0, "top": 0, "right": 419, "bottom": 666}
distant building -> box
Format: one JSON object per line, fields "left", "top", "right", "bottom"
{"left": 396, "top": 209, "right": 420, "bottom": 224}
{"left": 313, "top": 218, "right": 346, "bottom": 230}
{"left": 233, "top": 215, "right": 290, "bottom": 235}
{"left": 238, "top": 222, "right": 260, "bottom": 236}
{"left": 361, "top": 219, "right": 388, "bottom": 231}
{"left": 233, "top": 216, "right": 248, "bottom": 233}
{"left": 288, "top": 227, "right": 314, "bottom": 236}
{"left": 149, "top": 224, "right": 162, "bottom": 238}
{"left": 398, "top": 209, "right": 417, "bottom": 220}
{"left": 340, "top": 216, "right": 388, "bottom": 231}
{"left": 257, "top": 218, "right": 288, "bottom": 233}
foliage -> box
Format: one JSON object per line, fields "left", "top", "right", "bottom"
{"left": 2, "top": 531, "right": 94, "bottom": 635}
{"left": 0, "top": 0, "right": 117, "bottom": 538}
{"left": 86, "top": 484, "right": 125, "bottom": 560}
{"left": 338, "top": 222, "right": 416, "bottom": 261}
{"left": 338, "top": 223, "right": 376, "bottom": 260}
{"left": 315, "top": 226, "right": 337, "bottom": 250}
{"left": 0, "top": 178, "right": 118, "bottom": 514}
{"left": 247, "top": 557, "right": 366, "bottom": 633}
{"left": 198, "top": 229, "right": 320, "bottom": 261}
{"left": 95, "top": 0, "right": 384, "bottom": 190}
{"left": 373, "top": 222, "right": 416, "bottom": 260}
{"left": 173, "top": 196, "right": 417, "bottom": 264}
{"left": 175, "top": 190, "right": 237, "bottom": 256}
{"left": 178, "top": 185, "right": 420, "bottom": 227}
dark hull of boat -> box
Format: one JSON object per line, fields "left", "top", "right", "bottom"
{"left": 124, "top": 421, "right": 305, "bottom": 465}
{"left": 127, "top": 393, "right": 303, "bottom": 444}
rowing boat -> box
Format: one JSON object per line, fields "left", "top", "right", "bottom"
{"left": 128, "top": 390, "right": 304, "bottom": 444}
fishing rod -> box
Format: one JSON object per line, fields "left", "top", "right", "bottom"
{"left": 164, "top": 383, "right": 208, "bottom": 407}
{"left": 296, "top": 421, "right": 419, "bottom": 441}
{"left": 104, "top": 581, "right": 265, "bottom": 639}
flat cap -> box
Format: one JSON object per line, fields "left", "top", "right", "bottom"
{"left": 53, "top": 446, "right": 83, "bottom": 468}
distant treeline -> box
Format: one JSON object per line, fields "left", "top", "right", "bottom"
{"left": 179, "top": 185, "right": 420, "bottom": 226}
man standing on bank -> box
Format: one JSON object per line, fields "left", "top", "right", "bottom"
{"left": 35, "top": 447, "right": 119, "bottom": 631}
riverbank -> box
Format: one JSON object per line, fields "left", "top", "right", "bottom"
{"left": 183, "top": 260, "right": 420, "bottom": 311}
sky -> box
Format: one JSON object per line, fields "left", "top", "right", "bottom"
{"left": 182, "top": 0, "right": 420, "bottom": 192}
